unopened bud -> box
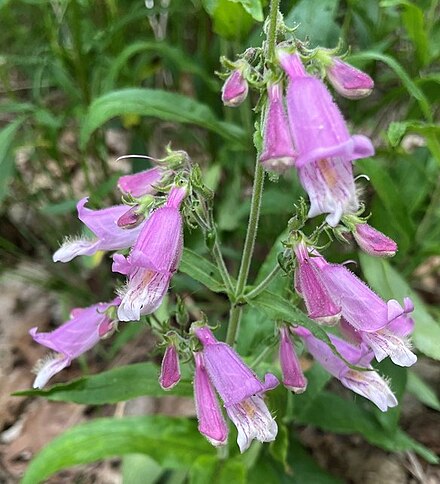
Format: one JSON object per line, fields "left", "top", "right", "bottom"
{"left": 221, "top": 69, "right": 248, "bottom": 107}
{"left": 353, "top": 223, "right": 397, "bottom": 257}
{"left": 326, "top": 58, "right": 374, "bottom": 99}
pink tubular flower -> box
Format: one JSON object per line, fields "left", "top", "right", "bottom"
{"left": 279, "top": 326, "right": 307, "bottom": 393}
{"left": 113, "top": 186, "right": 186, "bottom": 322}
{"left": 326, "top": 58, "right": 374, "bottom": 99}
{"left": 294, "top": 242, "right": 341, "bottom": 325}
{"left": 221, "top": 69, "right": 249, "bottom": 107}
{"left": 259, "top": 82, "right": 296, "bottom": 173}
{"left": 118, "top": 167, "right": 166, "bottom": 198}
{"left": 159, "top": 343, "right": 181, "bottom": 390}
{"left": 53, "top": 198, "right": 145, "bottom": 263}
{"left": 30, "top": 299, "right": 119, "bottom": 388}
{"left": 353, "top": 223, "right": 397, "bottom": 257}
{"left": 309, "top": 254, "right": 417, "bottom": 367}
{"left": 194, "top": 352, "right": 229, "bottom": 447}
{"left": 293, "top": 327, "right": 398, "bottom": 411}
{"left": 278, "top": 51, "right": 374, "bottom": 169}
{"left": 194, "top": 326, "right": 278, "bottom": 452}
{"left": 277, "top": 51, "right": 374, "bottom": 225}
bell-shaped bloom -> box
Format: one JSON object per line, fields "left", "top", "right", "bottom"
{"left": 30, "top": 299, "right": 119, "bottom": 388}
{"left": 118, "top": 167, "right": 166, "bottom": 198}
{"left": 53, "top": 198, "right": 145, "bottom": 263}
{"left": 159, "top": 344, "right": 181, "bottom": 390}
{"left": 353, "top": 223, "right": 397, "bottom": 257}
{"left": 221, "top": 69, "right": 248, "bottom": 107}
{"left": 259, "top": 82, "right": 296, "bottom": 173}
{"left": 310, "top": 254, "right": 417, "bottom": 367}
{"left": 279, "top": 326, "right": 307, "bottom": 393}
{"left": 278, "top": 50, "right": 374, "bottom": 169}
{"left": 193, "top": 326, "right": 278, "bottom": 452}
{"left": 297, "top": 157, "right": 358, "bottom": 226}
{"left": 194, "top": 352, "right": 228, "bottom": 446}
{"left": 293, "top": 327, "right": 398, "bottom": 411}
{"left": 294, "top": 242, "right": 341, "bottom": 325}
{"left": 326, "top": 58, "right": 374, "bottom": 99}
{"left": 114, "top": 186, "right": 186, "bottom": 322}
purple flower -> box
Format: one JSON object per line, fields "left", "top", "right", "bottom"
{"left": 194, "top": 352, "right": 228, "bottom": 447}
{"left": 310, "top": 254, "right": 417, "bottom": 367}
{"left": 353, "top": 223, "right": 397, "bottom": 257}
{"left": 30, "top": 299, "right": 119, "bottom": 388}
{"left": 117, "top": 205, "right": 145, "bottom": 229}
{"left": 294, "top": 242, "right": 341, "bottom": 325}
{"left": 293, "top": 327, "right": 398, "bottom": 411}
{"left": 159, "top": 343, "right": 181, "bottom": 390}
{"left": 53, "top": 198, "right": 145, "bottom": 262}
{"left": 118, "top": 167, "right": 166, "bottom": 198}
{"left": 221, "top": 69, "right": 249, "bottom": 107}
{"left": 114, "top": 186, "right": 186, "bottom": 322}
{"left": 278, "top": 51, "right": 374, "bottom": 169}
{"left": 279, "top": 325, "right": 307, "bottom": 393}
{"left": 259, "top": 82, "right": 296, "bottom": 173}
{"left": 297, "top": 158, "right": 359, "bottom": 226}
{"left": 194, "top": 326, "right": 278, "bottom": 452}
{"left": 326, "top": 58, "right": 374, "bottom": 99}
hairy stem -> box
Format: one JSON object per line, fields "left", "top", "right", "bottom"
{"left": 245, "top": 264, "right": 281, "bottom": 300}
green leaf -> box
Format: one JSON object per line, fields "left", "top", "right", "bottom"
{"left": 348, "top": 51, "right": 432, "bottom": 121}
{"left": 387, "top": 120, "right": 440, "bottom": 147}
{"left": 286, "top": 0, "right": 341, "bottom": 47}
{"left": 122, "top": 454, "right": 163, "bottom": 484}
{"left": 0, "top": 118, "right": 24, "bottom": 206}
{"left": 407, "top": 371, "right": 440, "bottom": 411}
{"left": 102, "top": 41, "right": 218, "bottom": 92}
{"left": 14, "top": 362, "right": 192, "bottom": 403}
{"left": 269, "top": 423, "right": 289, "bottom": 468}
{"left": 206, "top": 0, "right": 255, "bottom": 40}
{"left": 180, "top": 248, "right": 226, "bottom": 293}
{"left": 357, "top": 158, "right": 415, "bottom": 253}
{"left": 359, "top": 253, "right": 440, "bottom": 360}
{"left": 189, "top": 455, "right": 247, "bottom": 484}
{"left": 79, "top": 89, "right": 246, "bottom": 148}
{"left": 231, "top": 0, "right": 264, "bottom": 21}
{"left": 297, "top": 391, "right": 438, "bottom": 463}
{"left": 22, "top": 416, "right": 214, "bottom": 484}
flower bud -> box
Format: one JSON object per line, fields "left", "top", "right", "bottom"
{"left": 116, "top": 205, "right": 145, "bottom": 229}
{"left": 353, "top": 223, "right": 397, "bottom": 257}
{"left": 221, "top": 69, "right": 248, "bottom": 107}
{"left": 259, "top": 82, "right": 296, "bottom": 174}
{"left": 326, "top": 58, "right": 374, "bottom": 99}
{"left": 279, "top": 326, "right": 307, "bottom": 393}
{"left": 159, "top": 344, "right": 181, "bottom": 390}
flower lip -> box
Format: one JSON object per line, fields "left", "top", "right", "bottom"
{"left": 295, "top": 135, "right": 374, "bottom": 168}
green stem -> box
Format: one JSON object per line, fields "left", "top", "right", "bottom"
{"left": 225, "top": 0, "right": 280, "bottom": 347}
{"left": 212, "top": 235, "right": 235, "bottom": 295}
{"left": 245, "top": 264, "right": 281, "bottom": 300}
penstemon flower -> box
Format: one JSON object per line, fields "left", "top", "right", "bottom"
{"left": 53, "top": 198, "right": 145, "bottom": 262}
{"left": 353, "top": 223, "right": 398, "bottom": 257}
{"left": 221, "top": 68, "right": 249, "bottom": 107}
{"left": 118, "top": 166, "right": 167, "bottom": 198}
{"left": 193, "top": 352, "right": 229, "bottom": 447}
{"left": 279, "top": 325, "right": 307, "bottom": 393}
{"left": 293, "top": 326, "right": 398, "bottom": 411}
{"left": 294, "top": 242, "right": 341, "bottom": 325}
{"left": 113, "top": 186, "right": 186, "bottom": 322}
{"left": 307, "top": 252, "right": 417, "bottom": 367}
{"left": 30, "top": 299, "right": 119, "bottom": 388}
{"left": 325, "top": 57, "right": 374, "bottom": 99}
{"left": 259, "top": 82, "right": 296, "bottom": 173}
{"left": 159, "top": 343, "right": 181, "bottom": 390}
{"left": 278, "top": 50, "right": 374, "bottom": 225}
{"left": 193, "top": 326, "right": 278, "bottom": 452}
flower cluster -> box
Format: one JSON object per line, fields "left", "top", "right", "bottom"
{"left": 29, "top": 30, "right": 418, "bottom": 457}
{"left": 31, "top": 161, "right": 187, "bottom": 388}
